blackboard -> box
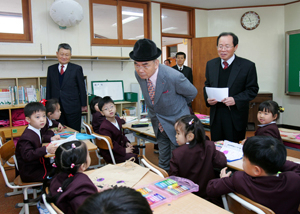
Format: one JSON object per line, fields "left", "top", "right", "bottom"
{"left": 91, "top": 80, "right": 124, "bottom": 101}
{"left": 286, "top": 30, "right": 300, "bottom": 95}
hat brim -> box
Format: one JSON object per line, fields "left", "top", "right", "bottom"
{"left": 129, "top": 48, "right": 162, "bottom": 62}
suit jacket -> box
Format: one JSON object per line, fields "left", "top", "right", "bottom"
{"left": 172, "top": 65, "right": 193, "bottom": 84}
{"left": 49, "top": 172, "right": 97, "bottom": 214}
{"left": 15, "top": 128, "right": 50, "bottom": 182}
{"left": 206, "top": 160, "right": 300, "bottom": 214}
{"left": 92, "top": 112, "right": 105, "bottom": 134}
{"left": 135, "top": 64, "right": 197, "bottom": 145}
{"left": 46, "top": 63, "right": 87, "bottom": 114}
{"left": 204, "top": 56, "right": 259, "bottom": 132}
{"left": 255, "top": 123, "right": 282, "bottom": 142}
{"left": 169, "top": 141, "right": 227, "bottom": 198}
{"left": 99, "top": 117, "right": 129, "bottom": 163}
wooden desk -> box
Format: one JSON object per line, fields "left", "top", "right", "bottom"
{"left": 43, "top": 127, "right": 97, "bottom": 158}
{"left": 227, "top": 156, "right": 300, "bottom": 171}
{"left": 279, "top": 128, "right": 300, "bottom": 145}
{"left": 85, "top": 166, "right": 230, "bottom": 214}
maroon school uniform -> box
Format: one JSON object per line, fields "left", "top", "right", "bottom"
{"left": 255, "top": 123, "right": 282, "bottom": 142}
{"left": 92, "top": 112, "right": 105, "bottom": 134}
{"left": 99, "top": 117, "right": 138, "bottom": 163}
{"left": 15, "top": 127, "right": 51, "bottom": 182}
{"left": 169, "top": 141, "right": 227, "bottom": 199}
{"left": 49, "top": 172, "right": 97, "bottom": 214}
{"left": 40, "top": 118, "right": 60, "bottom": 142}
{"left": 206, "top": 161, "right": 300, "bottom": 214}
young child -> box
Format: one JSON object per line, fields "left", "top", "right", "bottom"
{"left": 206, "top": 136, "right": 300, "bottom": 214}
{"left": 98, "top": 96, "right": 139, "bottom": 164}
{"left": 90, "top": 96, "right": 105, "bottom": 134}
{"left": 15, "top": 102, "right": 58, "bottom": 182}
{"left": 169, "top": 115, "right": 227, "bottom": 200}
{"left": 77, "top": 186, "right": 152, "bottom": 214}
{"left": 255, "top": 100, "right": 284, "bottom": 141}
{"left": 40, "top": 99, "right": 63, "bottom": 142}
{"left": 45, "top": 140, "right": 99, "bottom": 214}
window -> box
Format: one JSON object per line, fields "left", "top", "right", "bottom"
{"left": 0, "top": 0, "right": 32, "bottom": 43}
{"left": 90, "top": 0, "right": 149, "bottom": 46}
{"left": 161, "top": 4, "right": 194, "bottom": 38}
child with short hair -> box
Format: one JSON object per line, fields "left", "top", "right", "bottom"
{"left": 206, "top": 136, "right": 300, "bottom": 214}
{"left": 98, "top": 96, "right": 139, "bottom": 164}
{"left": 40, "top": 99, "right": 63, "bottom": 141}
{"left": 169, "top": 115, "right": 227, "bottom": 200}
{"left": 77, "top": 186, "right": 153, "bottom": 214}
{"left": 89, "top": 96, "right": 105, "bottom": 134}
{"left": 45, "top": 140, "right": 100, "bottom": 214}
{"left": 15, "top": 102, "right": 58, "bottom": 182}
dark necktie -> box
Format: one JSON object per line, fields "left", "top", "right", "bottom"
{"left": 223, "top": 61, "right": 228, "bottom": 69}
{"left": 60, "top": 65, "right": 64, "bottom": 75}
{"left": 180, "top": 67, "right": 182, "bottom": 71}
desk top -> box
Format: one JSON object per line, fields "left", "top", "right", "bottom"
{"left": 123, "top": 120, "right": 156, "bottom": 138}
{"left": 85, "top": 165, "right": 230, "bottom": 214}
{"left": 227, "top": 156, "right": 300, "bottom": 171}
{"left": 279, "top": 128, "right": 300, "bottom": 145}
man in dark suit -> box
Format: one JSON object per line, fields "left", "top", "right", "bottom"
{"left": 46, "top": 43, "right": 87, "bottom": 132}
{"left": 130, "top": 39, "right": 197, "bottom": 172}
{"left": 204, "top": 32, "right": 259, "bottom": 142}
{"left": 172, "top": 52, "right": 193, "bottom": 84}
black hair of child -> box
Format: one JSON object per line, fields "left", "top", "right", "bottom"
{"left": 175, "top": 115, "right": 206, "bottom": 149}
{"left": 45, "top": 98, "right": 59, "bottom": 116}
{"left": 98, "top": 96, "right": 114, "bottom": 111}
{"left": 258, "top": 100, "right": 284, "bottom": 121}
{"left": 89, "top": 96, "right": 103, "bottom": 114}
{"left": 243, "top": 136, "right": 286, "bottom": 175}
{"left": 77, "top": 186, "right": 152, "bottom": 214}
{"left": 24, "top": 102, "right": 46, "bottom": 117}
{"left": 44, "top": 140, "right": 88, "bottom": 204}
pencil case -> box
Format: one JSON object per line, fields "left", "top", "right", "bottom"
{"left": 131, "top": 123, "right": 149, "bottom": 128}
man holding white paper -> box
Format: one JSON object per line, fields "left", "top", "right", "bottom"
{"left": 204, "top": 32, "right": 259, "bottom": 142}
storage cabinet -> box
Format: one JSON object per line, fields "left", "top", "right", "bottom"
{"left": 247, "top": 92, "right": 273, "bottom": 130}
{"left": 131, "top": 83, "right": 148, "bottom": 119}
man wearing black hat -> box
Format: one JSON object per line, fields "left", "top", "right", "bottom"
{"left": 130, "top": 39, "right": 198, "bottom": 172}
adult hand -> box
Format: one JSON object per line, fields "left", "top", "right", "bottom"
{"left": 81, "top": 106, "right": 88, "bottom": 112}
{"left": 222, "top": 97, "right": 235, "bottom": 106}
{"left": 220, "top": 167, "right": 232, "bottom": 178}
{"left": 207, "top": 98, "right": 218, "bottom": 105}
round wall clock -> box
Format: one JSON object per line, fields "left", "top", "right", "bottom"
{"left": 241, "top": 11, "right": 260, "bottom": 30}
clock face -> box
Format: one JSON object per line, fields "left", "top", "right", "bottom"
{"left": 241, "top": 11, "right": 260, "bottom": 30}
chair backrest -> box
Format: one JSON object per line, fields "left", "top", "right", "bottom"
{"left": 223, "top": 192, "right": 275, "bottom": 214}
{"left": 92, "top": 133, "right": 116, "bottom": 164}
{"left": 0, "top": 131, "right": 5, "bottom": 146}
{"left": 82, "top": 122, "right": 95, "bottom": 144}
{"left": 0, "top": 139, "right": 15, "bottom": 165}
{"left": 44, "top": 188, "right": 64, "bottom": 214}
{"left": 141, "top": 155, "right": 168, "bottom": 178}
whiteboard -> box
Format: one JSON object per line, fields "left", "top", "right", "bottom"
{"left": 91, "top": 81, "right": 124, "bottom": 101}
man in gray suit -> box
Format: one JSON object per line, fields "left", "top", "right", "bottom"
{"left": 130, "top": 39, "right": 198, "bottom": 171}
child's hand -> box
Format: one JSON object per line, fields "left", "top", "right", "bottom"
{"left": 120, "top": 116, "right": 126, "bottom": 122}
{"left": 57, "top": 123, "right": 64, "bottom": 132}
{"left": 220, "top": 167, "right": 232, "bottom": 178}
{"left": 126, "top": 142, "right": 132, "bottom": 148}
{"left": 97, "top": 184, "right": 111, "bottom": 193}
{"left": 126, "top": 147, "right": 133, "bottom": 153}
{"left": 240, "top": 139, "right": 246, "bottom": 145}
{"left": 47, "top": 143, "right": 58, "bottom": 154}
{"left": 51, "top": 135, "right": 61, "bottom": 141}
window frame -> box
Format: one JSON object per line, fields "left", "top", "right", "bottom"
{"left": 0, "top": 0, "right": 33, "bottom": 43}
{"left": 160, "top": 3, "right": 195, "bottom": 39}
{"left": 89, "top": 0, "right": 150, "bottom": 46}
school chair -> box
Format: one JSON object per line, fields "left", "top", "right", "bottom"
{"left": 0, "top": 131, "right": 16, "bottom": 169}
{"left": 222, "top": 192, "right": 275, "bottom": 214}
{"left": 82, "top": 121, "right": 103, "bottom": 169}
{"left": 0, "top": 139, "right": 42, "bottom": 214}
{"left": 92, "top": 133, "right": 116, "bottom": 165}
{"left": 42, "top": 187, "right": 64, "bottom": 214}
{"left": 0, "top": 130, "right": 5, "bottom": 146}
{"left": 140, "top": 155, "right": 168, "bottom": 178}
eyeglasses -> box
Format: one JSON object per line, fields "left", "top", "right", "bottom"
{"left": 102, "top": 105, "right": 115, "bottom": 111}
{"left": 217, "top": 45, "right": 234, "bottom": 50}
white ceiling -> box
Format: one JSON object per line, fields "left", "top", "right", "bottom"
{"left": 154, "top": 0, "right": 297, "bottom": 9}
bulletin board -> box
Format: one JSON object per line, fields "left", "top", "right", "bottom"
{"left": 91, "top": 80, "right": 124, "bottom": 101}
{"left": 285, "top": 30, "right": 300, "bottom": 95}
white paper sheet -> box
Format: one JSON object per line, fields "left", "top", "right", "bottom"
{"left": 51, "top": 133, "right": 77, "bottom": 147}
{"left": 220, "top": 140, "right": 243, "bottom": 162}
{"left": 205, "top": 87, "right": 229, "bottom": 102}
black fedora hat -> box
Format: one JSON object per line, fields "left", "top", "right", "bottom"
{"left": 129, "top": 39, "right": 161, "bottom": 61}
